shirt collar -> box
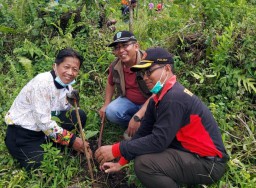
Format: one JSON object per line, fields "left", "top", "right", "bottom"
{"left": 153, "top": 75, "right": 177, "bottom": 105}
{"left": 50, "top": 70, "right": 69, "bottom": 90}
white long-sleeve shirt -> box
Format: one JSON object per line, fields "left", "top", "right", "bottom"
{"left": 5, "top": 71, "right": 75, "bottom": 145}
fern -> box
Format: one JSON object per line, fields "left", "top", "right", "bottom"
{"left": 238, "top": 76, "right": 256, "bottom": 93}
{"left": 17, "top": 56, "right": 33, "bottom": 78}
{"left": 212, "top": 22, "right": 235, "bottom": 66}
{"left": 13, "top": 39, "right": 45, "bottom": 58}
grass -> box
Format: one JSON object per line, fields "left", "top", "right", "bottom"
{"left": 0, "top": 0, "right": 256, "bottom": 187}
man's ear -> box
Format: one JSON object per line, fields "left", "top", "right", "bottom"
{"left": 134, "top": 42, "right": 139, "bottom": 51}
{"left": 166, "top": 64, "right": 172, "bottom": 73}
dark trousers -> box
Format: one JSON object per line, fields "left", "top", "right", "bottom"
{"left": 5, "top": 109, "right": 86, "bottom": 171}
{"left": 134, "top": 148, "right": 227, "bottom": 188}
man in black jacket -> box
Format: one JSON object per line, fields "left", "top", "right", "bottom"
{"left": 95, "top": 47, "right": 229, "bottom": 187}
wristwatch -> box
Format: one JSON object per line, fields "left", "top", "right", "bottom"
{"left": 133, "top": 115, "right": 141, "bottom": 122}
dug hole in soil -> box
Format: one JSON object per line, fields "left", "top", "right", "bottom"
{"left": 71, "top": 139, "right": 137, "bottom": 188}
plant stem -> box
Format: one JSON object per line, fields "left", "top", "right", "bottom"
{"left": 74, "top": 100, "right": 94, "bottom": 184}
{"left": 98, "top": 114, "right": 105, "bottom": 148}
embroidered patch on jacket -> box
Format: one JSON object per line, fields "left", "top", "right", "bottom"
{"left": 184, "top": 88, "right": 193, "bottom": 96}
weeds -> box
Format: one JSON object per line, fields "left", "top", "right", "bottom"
{"left": 0, "top": 0, "right": 255, "bottom": 187}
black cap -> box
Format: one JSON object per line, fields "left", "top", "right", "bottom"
{"left": 131, "top": 47, "right": 174, "bottom": 72}
{"left": 108, "top": 31, "right": 137, "bottom": 47}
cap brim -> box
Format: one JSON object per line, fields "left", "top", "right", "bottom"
{"left": 108, "top": 38, "right": 137, "bottom": 47}
{"left": 130, "top": 61, "right": 153, "bottom": 72}
{"left": 108, "top": 42, "right": 118, "bottom": 47}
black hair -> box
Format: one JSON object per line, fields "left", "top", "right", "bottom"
{"left": 55, "top": 48, "right": 84, "bottom": 68}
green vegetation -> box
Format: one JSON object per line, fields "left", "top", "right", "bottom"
{"left": 0, "top": 0, "right": 255, "bottom": 187}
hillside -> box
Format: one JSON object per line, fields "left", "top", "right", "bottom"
{"left": 0, "top": 0, "right": 255, "bottom": 187}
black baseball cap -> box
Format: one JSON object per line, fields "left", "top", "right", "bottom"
{"left": 131, "top": 47, "right": 174, "bottom": 72}
{"left": 108, "top": 30, "right": 137, "bottom": 47}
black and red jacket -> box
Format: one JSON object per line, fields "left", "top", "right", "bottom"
{"left": 114, "top": 75, "right": 227, "bottom": 161}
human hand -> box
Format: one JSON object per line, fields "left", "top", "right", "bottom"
{"left": 72, "top": 137, "right": 84, "bottom": 153}
{"left": 99, "top": 105, "right": 107, "bottom": 119}
{"left": 95, "top": 145, "right": 115, "bottom": 166}
{"left": 100, "top": 162, "right": 122, "bottom": 173}
{"left": 127, "top": 117, "right": 141, "bottom": 137}
{"left": 72, "top": 137, "right": 91, "bottom": 156}
{"left": 66, "top": 90, "right": 80, "bottom": 107}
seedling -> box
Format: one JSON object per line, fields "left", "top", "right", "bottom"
{"left": 98, "top": 114, "right": 105, "bottom": 148}
{"left": 73, "top": 99, "right": 94, "bottom": 184}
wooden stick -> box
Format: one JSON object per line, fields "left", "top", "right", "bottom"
{"left": 74, "top": 100, "right": 94, "bottom": 183}
{"left": 98, "top": 114, "right": 105, "bottom": 148}
{"left": 129, "top": 0, "right": 134, "bottom": 32}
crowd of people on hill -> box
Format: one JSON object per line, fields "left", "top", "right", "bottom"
{"left": 120, "top": 1, "right": 164, "bottom": 22}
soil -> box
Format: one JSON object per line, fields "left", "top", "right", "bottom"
{"left": 73, "top": 139, "right": 137, "bottom": 188}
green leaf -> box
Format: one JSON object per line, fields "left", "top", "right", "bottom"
{"left": 205, "top": 74, "right": 217, "bottom": 78}
{"left": 238, "top": 76, "right": 256, "bottom": 93}
{"left": 190, "top": 71, "right": 201, "bottom": 80}
{"left": 85, "top": 130, "right": 99, "bottom": 140}
{"left": 0, "top": 26, "right": 16, "bottom": 33}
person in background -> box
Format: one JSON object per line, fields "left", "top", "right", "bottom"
{"left": 156, "top": 3, "right": 163, "bottom": 11}
{"left": 99, "top": 30, "right": 151, "bottom": 140}
{"left": 121, "top": 0, "right": 129, "bottom": 15}
{"left": 149, "top": 2, "right": 154, "bottom": 9}
{"left": 148, "top": 2, "right": 154, "bottom": 16}
{"left": 5, "top": 48, "right": 90, "bottom": 171}
{"left": 106, "top": 19, "right": 117, "bottom": 32}
{"left": 121, "top": 0, "right": 129, "bottom": 6}
{"left": 121, "top": 0, "right": 137, "bottom": 22}
{"left": 95, "top": 47, "right": 229, "bottom": 188}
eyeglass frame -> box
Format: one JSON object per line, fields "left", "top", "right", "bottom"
{"left": 112, "top": 42, "right": 136, "bottom": 52}
{"left": 140, "top": 65, "right": 166, "bottom": 77}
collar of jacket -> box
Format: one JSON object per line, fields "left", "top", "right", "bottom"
{"left": 50, "top": 70, "right": 69, "bottom": 90}
{"left": 113, "top": 50, "right": 146, "bottom": 96}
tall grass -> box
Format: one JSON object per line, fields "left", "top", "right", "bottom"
{"left": 0, "top": 0, "right": 255, "bottom": 187}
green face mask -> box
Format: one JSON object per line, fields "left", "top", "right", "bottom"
{"left": 150, "top": 80, "right": 163, "bottom": 94}
{"left": 150, "top": 69, "right": 167, "bottom": 94}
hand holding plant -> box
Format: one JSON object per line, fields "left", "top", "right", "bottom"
{"left": 101, "top": 162, "right": 122, "bottom": 173}
{"left": 95, "top": 145, "right": 115, "bottom": 166}
{"left": 72, "top": 137, "right": 91, "bottom": 155}
{"left": 98, "top": 105, "right": 107, "bottom": 119}
{"left": 66, "top": 90, "right": 80, "bottom": 107}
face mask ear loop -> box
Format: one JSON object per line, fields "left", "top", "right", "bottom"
{"left": 162, "top": 70, "right": 169, "bottom": 86}
{"left": 159, "top": 66, "right": 167, "bottom": 86}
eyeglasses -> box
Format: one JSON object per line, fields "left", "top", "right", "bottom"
{"left": 140, "top": 65, "right": 165, "bottom": 77}
{"left": 113, "top": 42, "right": 135, "bottom": 51}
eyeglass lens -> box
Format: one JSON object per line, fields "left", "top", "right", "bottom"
{"left": 141, "top": 65, "right": 165, "bottom": 77}
{"left": 113, "top": 42, "right": 134, "bottom": 51}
